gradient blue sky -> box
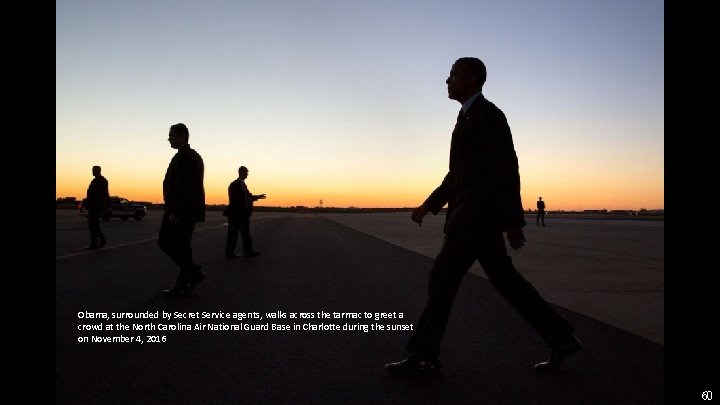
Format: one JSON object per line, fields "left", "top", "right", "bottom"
{"left": 56, "top": 0, "right": 663, "bottom": 210}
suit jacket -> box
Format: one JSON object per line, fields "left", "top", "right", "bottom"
{"left": 424, "top": 94, "right": 526, "bottom": 233}
{"left": 537, "top": 201, "right": 545, "bottom": 212}
{"left": 223, "top": 178, "right": 257, "bottom": 218}
{"left": 86, "top": 175, "right": 109, "bottom": 212}
{"left": 163, "top": 144, "right": 205, "bottom": 223}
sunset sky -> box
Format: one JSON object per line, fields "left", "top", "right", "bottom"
{"left": 56, "top": 0, "right": 663, "bottom": 210}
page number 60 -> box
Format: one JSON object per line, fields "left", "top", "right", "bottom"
{"left": 702, "top": 391, "right": 712, "bottom": 400}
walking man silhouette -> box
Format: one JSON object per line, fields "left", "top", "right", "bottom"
{"left": 159, "top": 123, "right": 207, "bottom": 297}
{"left": 223, "top": 166, "right": 266, "bottom": 258}
{"left": 84, "top": 165, "right": 109, "bottom": 250}
{"left": 385, "top": 58, "right": 581, "bottom": 377}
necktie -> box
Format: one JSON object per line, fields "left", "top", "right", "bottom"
{"left": 454, "top": 109, "right": 465, "bottom": 131}
{"left": 450, "top": 109, "right": 465, "bottom": 168}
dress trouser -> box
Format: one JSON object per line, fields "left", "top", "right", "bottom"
{"left": 406, "top": 230, "right": 574, "bottom": 358}
{"left": 158, "top": 213, "right": 199, "bottom": 290}
{"left": 225, "top": 215, "right": 253, "bottom": 255}
{"left": 87, "top": 209, "right": 105, "bottom": 247}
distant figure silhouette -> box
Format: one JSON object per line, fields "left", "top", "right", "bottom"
{"left": 385, "top": 57, "right": 580, "bottom": 377}
{"left": 84, "top": 165, "right": 109, "bottom": 250}
{"left": 223, "top": 166, "right": 266, "bottom": 258}
{"left": 537, "top": 196, "right": 546, "bottom": 227}
{"left": 159, "top": 123, "right": 206, "bottom": 297}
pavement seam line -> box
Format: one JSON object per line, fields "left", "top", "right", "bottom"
{"left": 55, "top": 224, "right": 228, "bottom": 260}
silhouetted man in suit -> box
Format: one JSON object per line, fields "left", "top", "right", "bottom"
{"left": 159, "top": 123, "right": 206, "bottom": 297}
{"left": 223, "top": 166, "right": 266, "bottom": 258}
{"left": 537, "top": 196, "right": 546, "bottom": 227}
{"left": 385, "top": 58, "right": 581, "bottom": 377}
{"left": 84, "top": 165, "right": 109, "bottom": 250}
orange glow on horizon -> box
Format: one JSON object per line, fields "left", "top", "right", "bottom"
{"left": 56, "top": 179, "right": 664, "bottom": 211}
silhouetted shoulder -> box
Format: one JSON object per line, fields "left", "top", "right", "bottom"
{"left": 187, "top": 147, "right": 203, "bottom": 159}
{"left": 481, "top": 98, "right": 509, "bottom": 124}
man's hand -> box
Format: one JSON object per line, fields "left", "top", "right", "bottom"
{"left": 168, "top": 214, "right": 179, "bottom": 224}
{"left": 411, "top": 204, "right": 430, "bottom": 226}
{"left": 257, "top": 194, "right": 266, "bottom": 199}
{"left": 506, "top": 226, "right": 526, "bottom": 250}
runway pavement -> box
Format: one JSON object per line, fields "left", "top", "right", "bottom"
{"left": 320, "top": 212, "right": 664, "bottom": 345}
{"left": 56, "top": 210, "right": 664, "bottom": 404}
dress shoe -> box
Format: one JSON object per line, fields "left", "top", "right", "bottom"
{"left": 535, "top": 335, "right": 582, "bottom": 372}
{"left": 162, "top": 288, "right": 191, "bottom": 298}
{"left": 244, "top": 252, "right": 260, "bottom": 258}
{"left": 188, "top": 267, "right": 207, "bottom": 290}
{"left": 385, "top": 355, "right": 441, "bottom": 377}
{"left": 99, "top": 239, "right": 107, "bottom": 248}
{"left": 225, "top": 252, "right": 242, "bottom": 258}
{"left": 84, "top": 245, "right": 99, "bottom": 250}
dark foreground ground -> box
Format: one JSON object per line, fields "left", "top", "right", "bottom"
{"left": 57, "top": 211, "right": 663, "bottom": 404}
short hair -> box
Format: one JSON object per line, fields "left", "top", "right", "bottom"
{"left": 170, "top": 123, "right": 190, "bottom": 139}
{"left": 455, "top": 57, "right": 487, "bottom": 87}
{"left": 92, "top": 165, "right": 101, "bottom": 173}
{"left": 239, "top": 166, "right": 248, "bottom": 172}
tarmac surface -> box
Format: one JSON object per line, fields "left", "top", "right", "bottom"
{"left": 321, "top": 212, "right": 664, "bottom": 345}
{"left": 56, "top": 210, "right": 664, "bottom": 404}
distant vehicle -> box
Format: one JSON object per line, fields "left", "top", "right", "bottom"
{"left": 79, "top": 196, "right": 147, "bottom": 221}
